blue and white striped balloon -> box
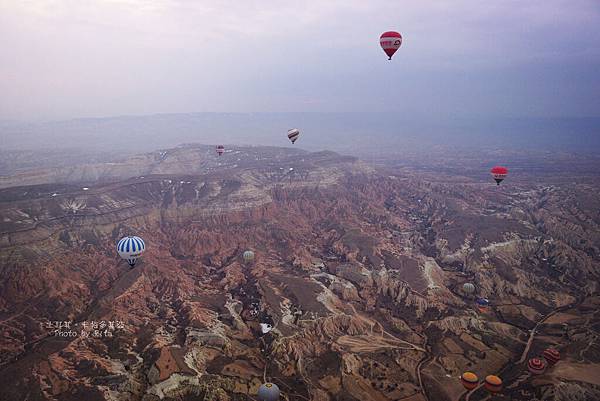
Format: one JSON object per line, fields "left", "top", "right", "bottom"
{"left": 117, "top": 236, "right": 145, "bottom": 267}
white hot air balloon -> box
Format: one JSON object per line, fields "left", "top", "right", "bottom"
{"left": 260, "top": 323, "right": 273, "bottom": 334}
{"left": 287, "top": 128, "right": 300, "bottom": 144}
{"left": 117, "top": 236, "right": 145, "bottom": 267}
{"left": 463, "top": 282, "right": 475, "bottom": 294}
{"left": 243, "top": 250, "right": 255, "bottom": 264}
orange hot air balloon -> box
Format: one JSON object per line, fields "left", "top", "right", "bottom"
{"left": 380, "top": 31, "right": 402, "bottom": 60}
{"left": 461, "top": 371, "right": 479, "bottom": 390}
{"left": 484, "top": 375, "right": 502, "bottom": 393}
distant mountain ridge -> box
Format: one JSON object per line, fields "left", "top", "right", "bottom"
{"left": 1, "top": 113, "right": 599, "bottom": 156}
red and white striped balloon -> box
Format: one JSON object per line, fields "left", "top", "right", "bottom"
{"left": 380, "top": 31, "right": 402, "bottom": 60}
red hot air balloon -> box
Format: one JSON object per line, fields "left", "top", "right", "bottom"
{"left": 216, "top": 145, "right": 225, "bottom": 156}
{"left": 528, "top": 358, "right": 546, "bottom": 375}
{"left": 543, "top": 348, "right": 560, "bottom": 366}
{"left": 380, "top": 31, "right": 402, "bottom": 60}
{"left": 490, "top": 166, "right": 508, "bottom": 185}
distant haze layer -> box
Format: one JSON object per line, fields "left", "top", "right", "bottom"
{"left": 1, "top": 113, "right": 599, "bottom": 157}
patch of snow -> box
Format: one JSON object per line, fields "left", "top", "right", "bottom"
{"left": 61, "top": 199, "right": 87, "bottom": 213}
{"left": 423, "top": 258, "right": 441, "bottom": 290}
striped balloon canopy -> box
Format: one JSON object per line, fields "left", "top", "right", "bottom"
{"left": 528, "top": 358, "right": 546, "bottom": 375}
{"left": 380, "top": 31, "right": 402, "bottom": 60}
{"left": 117, "top": 236, "right": 145, "bottom": 267}
{"left": 243, "top": 250, "right": 255, "bottom": 263}
{"left": 543, "top": 348, "right": 560, "bottom": 366}
{"left": 287, "top": 128, "right": 300, "bottom": 144}
{"left": 463, "top": 282, "right": 475, "bottom": 294}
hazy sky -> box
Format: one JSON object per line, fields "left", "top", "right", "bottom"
{"left": 1, "top": 0, "right": 599, "bottom": 120}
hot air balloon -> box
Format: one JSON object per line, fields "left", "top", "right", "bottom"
{"left": 528, "top": 358, "right": 546, "bottom": 375}
{"left": 543, "top": 348, "right": 560, "bottom": 366}
{"left": 243, "top": 250, "right": 255, "bottom": 264}
{"left": 484, "top": 375, "right": 502, "bottom": 393}
{"left": 260, "top": 323, "right": 273, "bottom": 334}
{"left": 461, "top": 371, "right": 479, "bottom": 390}
{"left": 490, "top": 166, "right": 508, "bottom": 185}
{"left": 476, "top": 297, "right": 490, "bottom": 312}
{"left": 216, "top": 145, "right": 225, "bottom": 156}
{"left": 117, "top": 235, "right": 145, "bottom": 267}
{"left": 463, "top": 282, "right": 475, "bottom": 294}
{"left": 258, "top": 382, "right": 280, "bottom": 401}
{"left": 380, "top": 31, "right": 402, "bottom": 60}
{"left": 287, "top": 128, "right": 300, "bottom": 144}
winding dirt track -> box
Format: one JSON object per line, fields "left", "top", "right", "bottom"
{"left": 416, "top": 352, "right": 432, "bottom": 401}
{"left": 516, "top": 306, "right": 567, "bottom": 364}
{"left": 459, "top": 297, "right": 583, "bottom": 401}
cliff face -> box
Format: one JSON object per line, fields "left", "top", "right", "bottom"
{"left": 0, "top": 146, "right": 599, "bottom": 401}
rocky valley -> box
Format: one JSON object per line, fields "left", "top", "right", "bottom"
{"left": 0, "top": 145, "right": 599, "bottom": 401}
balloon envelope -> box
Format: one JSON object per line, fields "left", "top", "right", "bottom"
{"left": 380, "top": 31, "right": 402, "bottom": 60}
{"left": 287, "top": 128, "right": 300, "bottom": 144}
{"left": 463, "top": 283, "right": 475, "bottom": 294}
{"left": 543, "top": 348, "right": 560, "bottom": 366}
{"left": 257, "top": 383, "right": 280, "bottom": 401}
{"left": 476, "top": 298, "right": 489, "bottom": 306}
{"left": 461, "top": 371, "right": 479, "bottom": 390}
{"left": 528, "top": 358, "right": 546, "bottom": 375}
{"left": 490, "top": 166, "right": 508, "bottom": 185}
{"left": 216, "top": 145, "right": 225, "bottom": 156}
{"left": 117, "top": 236, "right": 145, "bottom": 267}
{"left": 484, "top": 375, "right": 502, "bottom": 393}
{"left": 243, "top": 250, "right": 255, "bottom": 263}
{"left": 476, "top": 297, "right": 490, "bottom": 313}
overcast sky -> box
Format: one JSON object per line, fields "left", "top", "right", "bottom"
{"left": 1, "top": 0, "right": 599, "bottom": 120}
